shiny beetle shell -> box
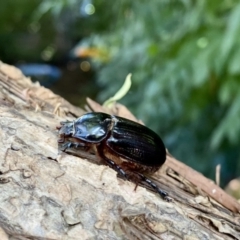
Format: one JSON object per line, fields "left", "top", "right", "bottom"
{"left": 59, "top": 112, "right": 166, "bottom": 167}
{"left": 58, "top": 112, "right": 168, "bottom": 200}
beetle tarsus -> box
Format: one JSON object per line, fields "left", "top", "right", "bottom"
{"left": 137, "top": 173, "right": 169, "bottom": 200}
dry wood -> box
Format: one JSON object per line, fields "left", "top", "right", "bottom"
{"left": 0, "top": 61, "right": 239, "bottom": 240}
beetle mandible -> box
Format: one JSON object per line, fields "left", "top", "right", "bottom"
{"left": 57, "top": 112, "right": 168, "bottom": 199}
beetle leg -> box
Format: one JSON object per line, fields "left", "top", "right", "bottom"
{"left": 59, "top": 120, "right": 72, "bottom": 125}
{"left": 133, "top": 182, "right": 139, "bottom": 191}
{"left": 58, "top": 136, "right": 65, "bottom": 143}
{"left": 60, "top": 142, "right": 74, "bottom": 151}
{"left": 105, "top": 159, "right": 128, "bottom": 178}
{"left": 136, "top": 173, "right": 170, "bottom": 200}
{"left": 104, "top": 158, "right": 169, "bottom": 200}
{"left": 60, "top": 141, "right": 86, "bottom": 151}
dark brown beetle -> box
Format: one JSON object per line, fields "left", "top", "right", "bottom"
{"left": 58, "top": 112, "right": 168, "bottom": 199}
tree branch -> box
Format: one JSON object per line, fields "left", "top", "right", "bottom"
{"left": 0, "top": 61, "right": 239, "bottom": 240}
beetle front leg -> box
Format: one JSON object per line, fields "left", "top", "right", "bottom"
{"left": 60, "top": 141, "right": 86, "bottom": 151}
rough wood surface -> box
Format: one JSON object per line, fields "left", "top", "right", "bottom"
{"left": 0, "top": 61, "right": 240, "bottom": 240}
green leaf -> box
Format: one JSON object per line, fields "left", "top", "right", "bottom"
{"left": 221, "top": 4, "right": 240, "bottom": 61}
{"left": 228, "top": 47, "right": 240, "bottom": 74}
{"left": 103, "top": 73, "right": 132, "bottom": 108}
{"left": 211, "top": 93, "right": 240, "bottom": 148}
{"left": 218, "top": 78, "right": 239, "bottom": 105}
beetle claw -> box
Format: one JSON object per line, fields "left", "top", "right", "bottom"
{"left": 164, "top": 196, "right": 173, "bottom": 202}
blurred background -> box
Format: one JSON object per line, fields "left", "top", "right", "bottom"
{"left": 1, "top": 0, "right": 240, "bottom": 197}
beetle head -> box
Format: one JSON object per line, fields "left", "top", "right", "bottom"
{"left": 58, "top": 121, "right": 74, "bottom": 136}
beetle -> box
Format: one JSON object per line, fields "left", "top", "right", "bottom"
{"left": 57, "top": 112, "right": 168, "bottom": 200}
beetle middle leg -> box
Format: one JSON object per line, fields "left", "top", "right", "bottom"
{"left": 105, "top": 159, "right": 128, "bottom": 179}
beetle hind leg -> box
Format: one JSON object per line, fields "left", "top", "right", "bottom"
{"left": 136, "top": 173, "right": 170, "bottom": 201}
{"left": 104, "top": 158, "right": 169, "bottom": 201}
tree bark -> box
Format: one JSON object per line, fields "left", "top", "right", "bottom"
{"left": 0, "top": 61, "right": 239, "bottom": 240}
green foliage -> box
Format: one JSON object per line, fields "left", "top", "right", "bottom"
{"left": 0, "top": 0, "right": 59, "bottom": 63}
{"left": 77, "top": 0, "right": 240, "bottom": 183}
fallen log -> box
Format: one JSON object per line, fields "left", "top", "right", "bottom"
{"left": 0, "top": 61, "right": 239, "bottom": 240}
